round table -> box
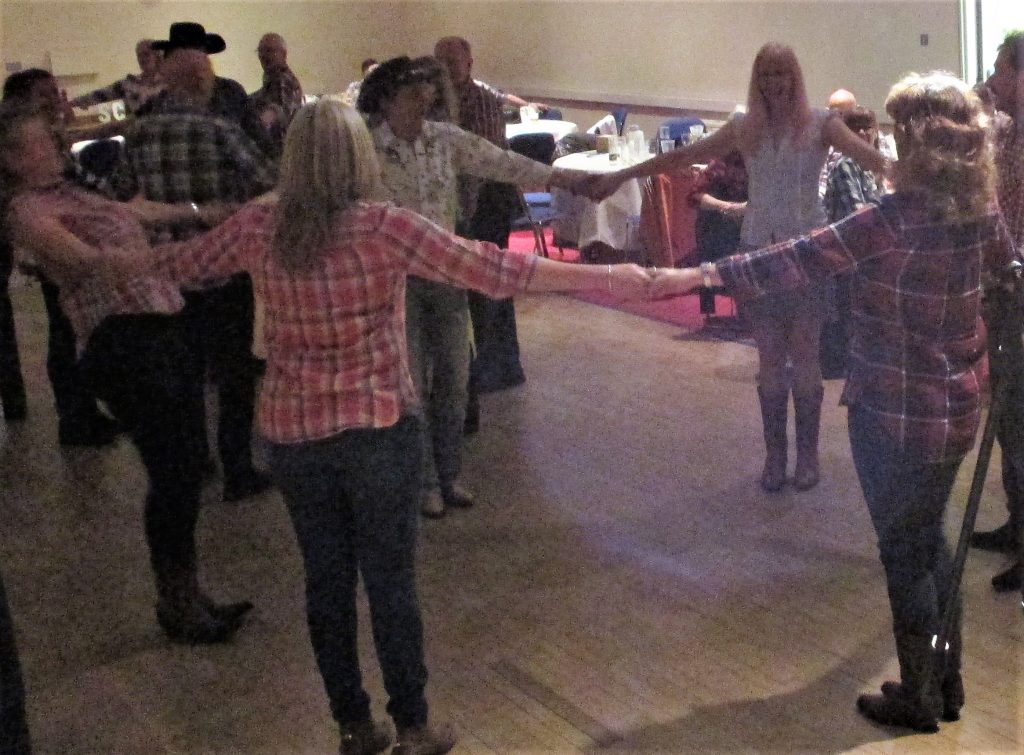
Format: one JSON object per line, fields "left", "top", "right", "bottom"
{"left": 551, "top": 150, "right": 648, "bottom": 260}
{"left": 505, "top": 119, "right": 578, "bottom": 142}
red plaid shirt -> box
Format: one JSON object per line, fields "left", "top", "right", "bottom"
{"left": 717, "top": 193, "right": 1015, "bottom": 461}
{"left": 9, "top": 183, "right": 184, "bottom": 353}
{"left": 158, "top": 200, "right": 536, "bottom": 444}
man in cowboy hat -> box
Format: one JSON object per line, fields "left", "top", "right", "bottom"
{"left": 115, "top": 21, "right": 277, "bottom": 502}
{"left": 141, "top": 21, "right": 249, "bottom": 129}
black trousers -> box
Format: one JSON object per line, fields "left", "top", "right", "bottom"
{"left": 0, "top": 240, "right": 26, "bottom": 420}
{"left": 78, "top": 315, "right": 205, "bottom": 577}
{"left": 464, "top": 182, "right": 525, "bottom": 393}
{"left": 180, "top": 274, "right": 258, "bottom": 483}
{"left": 0, "top": 567, "right": 30, "bottom": 755}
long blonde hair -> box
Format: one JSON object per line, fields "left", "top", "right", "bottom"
{"left": 739, "top": 43, "right": 813, "bottom": 154}
{"left": 885, "top": 72, "right": 995, "bottom": 222}
{"left": 271, "top": 98, "right": 384, "bottom": 271}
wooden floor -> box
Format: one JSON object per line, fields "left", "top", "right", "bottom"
{"left": 1, "top": 283, "right": 1021, "bottom": 754}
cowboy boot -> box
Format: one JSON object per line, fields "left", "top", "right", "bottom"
{"left": 758, "top": 386, "right": 789, "bottom": 492}
{"left": 858, "top": 629, "right": 943, "bottom": 732}
{"left": 883, "top": 616, "right": 963, "bottom": 722}
{"left": 153, "top": 558, "right": 247, "bottom": 645}
{"left": 792, "top": 385, "right": 823, "bottom": 491}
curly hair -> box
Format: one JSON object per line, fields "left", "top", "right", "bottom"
{"left": 885, "top": 72, "right": 995, "bottom": 222}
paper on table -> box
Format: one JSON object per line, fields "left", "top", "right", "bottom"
{"left": 588, "top": 114, "right": 617, "bottom": 136}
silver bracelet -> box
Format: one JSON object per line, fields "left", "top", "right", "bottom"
{"left": 607, "top": 264, "right": 612, "bottom": 292}
{"left": 189, "top": 201, "right": 200, "bottom": 217}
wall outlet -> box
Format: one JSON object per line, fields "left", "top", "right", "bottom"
{"left": 920, "top": 33, "right": 929, "bottom": 46}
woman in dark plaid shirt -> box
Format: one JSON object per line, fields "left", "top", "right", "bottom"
{"left": 652, "top": 72, "right": 1015, "bottom": 734}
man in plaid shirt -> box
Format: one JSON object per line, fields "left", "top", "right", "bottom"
{"left": 971, "top": 30, "right": 1024, "bottom": 592}
{"left": 114, "top": 21, "right": 277, "bottom": 503}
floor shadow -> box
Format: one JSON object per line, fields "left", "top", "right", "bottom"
{"left": 584, "top": 633, "right": 910, "bottom": 754}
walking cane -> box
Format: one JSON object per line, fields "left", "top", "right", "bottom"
{"left": 934, "top": 276, "right": 1024, "bottom": 668}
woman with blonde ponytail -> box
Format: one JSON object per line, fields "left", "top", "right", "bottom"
{"left": 594, "top": 43, "right": 888, "bottom": 493}
{"left": 649, "top": 71, "right": 1012, "bottom": 733}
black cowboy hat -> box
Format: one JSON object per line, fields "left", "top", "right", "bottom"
{"left": 152, "top": 22, "right": 226, "bottom": 55}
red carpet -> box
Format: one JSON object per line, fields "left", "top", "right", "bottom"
{"left": 507, "top": 229, "right": 741, "bottom": 333}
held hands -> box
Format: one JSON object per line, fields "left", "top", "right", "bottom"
{"left": 602, "top": 266, "right": 707, "bottom": 301}
{"left": 648, "top": 267, "right": 703, "bottom": 299}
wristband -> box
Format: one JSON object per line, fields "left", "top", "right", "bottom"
{"left": 700, "top": 262, "right": 714, "bottom": 288}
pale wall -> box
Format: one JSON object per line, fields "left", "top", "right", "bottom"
{"left": 2, "top": 0, "right": 963, "bottom": 117}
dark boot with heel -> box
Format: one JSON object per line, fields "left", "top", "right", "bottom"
{"left": 857, "top": 630, "right": 943, "bottom": 733}
{"left": 154, "top": 561, "right": 251, "bottom": 645}
{"left": 757, "top": 386, "right": 789, "bottom": 492}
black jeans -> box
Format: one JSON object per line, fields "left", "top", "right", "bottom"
{"left": 78, "top": 315, "right": 205, "bottom": 576}
{"left": 270, "top": 416, "right": 429, "bottom": 729}
{"left": 464, "top": 182, "right": 525, "bottom": 393}
{"left": 0, "top": 568, "right": 30, "bottom": 755}
{"left": 39, "top": 276, "right": 104, "bottom": 428}
{"left": 180, "top": 274, "right": 258, "bottom": 483}
{"left": 848, "top": 406, "right": 963, "bottom": 634}
{"left": 0, "top": 239, "right": 26, "bottom": 419}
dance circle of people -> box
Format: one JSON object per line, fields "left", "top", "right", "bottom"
{"left": 0, "top": 18, "right": 1022, "bottom": 755}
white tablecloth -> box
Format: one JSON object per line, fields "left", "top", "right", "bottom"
{"left": 505, "top": 119, "right": 578, "bottom": 142}
{"left": 551, "top": 150, "right": 647, "bottom": 253}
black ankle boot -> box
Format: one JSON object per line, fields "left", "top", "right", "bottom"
{"left": 857, "top": 631, "right": 942, "bottom": 733}
{"left": 156, "top": 601, "right": 244, "bottom": 645}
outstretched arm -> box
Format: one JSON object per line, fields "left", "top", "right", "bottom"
{"left": 10, "top": 205, "right": 148, "bottom": 283}
{"left": 583, "top": 120, "right": 739, "bottom": 201}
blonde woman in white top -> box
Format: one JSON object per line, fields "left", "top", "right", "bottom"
{"left": 592, "top": 42, "right": 887, "bottom": 493}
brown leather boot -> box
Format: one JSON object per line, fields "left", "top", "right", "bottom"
{"left": 757, "top": 386, "right": 789, "bottom": 492}
{"left": 792, "top": 386, "right": 823, "bottom": 491}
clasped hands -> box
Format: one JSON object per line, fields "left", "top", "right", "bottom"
{"left": 606, "top": 265, "right": 708, "bottom": 301}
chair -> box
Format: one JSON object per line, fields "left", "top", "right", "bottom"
{"left": 612, "top": 108, "right": 629, "bottom": 136}
{"left": 539, "top": 107, "right": 563, "bottom": 121}
{"left": 638, "top": 170, "right": 699, "bottom": 267}
{"left": 508, "top": 133, "right": 559, "bottom": 257}
{"left": 660, "top": 116, "right": 706, "bottom": 144}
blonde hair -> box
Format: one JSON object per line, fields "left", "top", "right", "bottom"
{"left": 740, "top": 43, "right": 813, "bottom": 154}
{"left": 271, "top": 98, "right": 384, "bottom": 271}
{"left": 885, "top": 71, "right": 995, "bottom": 222}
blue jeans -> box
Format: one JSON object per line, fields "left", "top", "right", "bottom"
{"left": 848, "top": 406, "right": 963, "bottom": 634}
{"left": 405, "top": 277, "right": 470, "bottom": 491}
{"left": 269, "top": 416, "right": 429, "bottom": 729}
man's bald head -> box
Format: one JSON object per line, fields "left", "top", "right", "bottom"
{"left": 434, "top": 36, "right": 472, "bottom": 86}
{"left": 828, "top": 88, "right": 857, "bottom": 113}
{"left": 257, "top": 33, "right": 288, "bottom": 72}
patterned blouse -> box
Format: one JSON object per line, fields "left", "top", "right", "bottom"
{"left": 370, "top": 120, "right": 552, "bottom": 232}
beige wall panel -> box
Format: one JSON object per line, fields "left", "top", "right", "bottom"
{"left": 1, "top": 1, "right": 422, "bottom": 98}
{"left": 2, "top": 1, "right": 962, "bottom": 117}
